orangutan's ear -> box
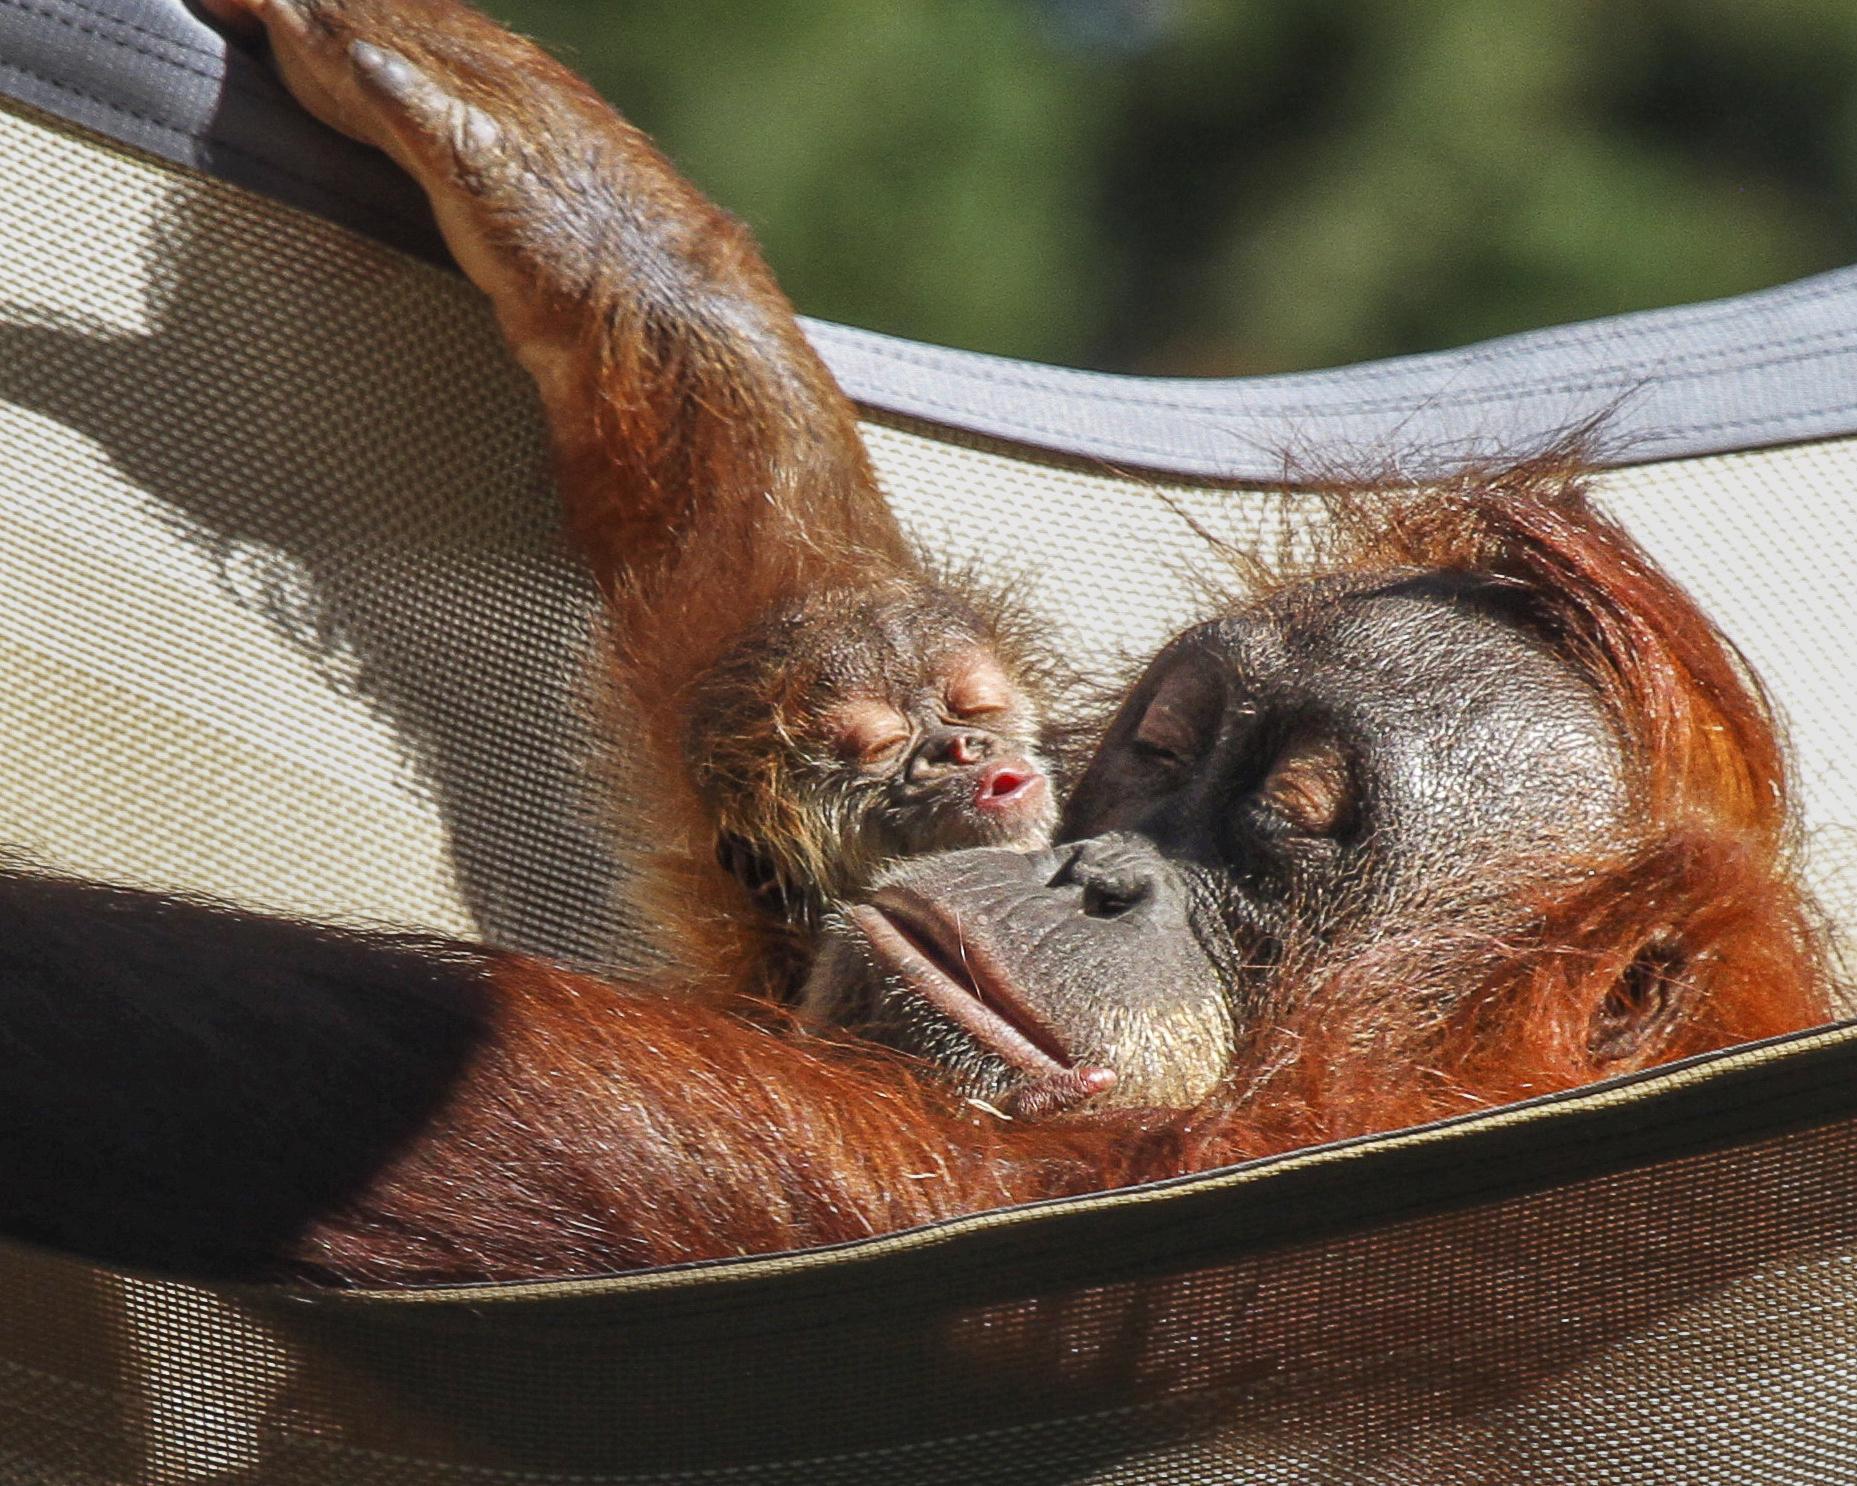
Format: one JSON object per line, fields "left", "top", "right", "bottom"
{"left": 1587, "top": 932, "right": 1694, "bottom": 1068}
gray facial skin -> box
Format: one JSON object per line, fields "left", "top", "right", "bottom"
{"left": 803, "top": 571, "right": 1630, "bottom": 1114}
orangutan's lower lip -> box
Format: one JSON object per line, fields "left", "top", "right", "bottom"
{"left": 1000, "top": 1064, "right": 1118, "bottom": 1118}
{"left": 850, "top": 894, "right": 1078, "bottom": 1079}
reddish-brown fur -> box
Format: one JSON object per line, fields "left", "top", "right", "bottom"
{"left": 212, "top": 0, "right": 949, "bottom": 1001}
{"left": 281, "top": 470, "right": 1834, "bottom": 1285}
{"left": 159, "top": 0, "right": 1835, "bottom": 1287}
{"left": 1164, "top": 467, "right": 1828, "bottom": 1157}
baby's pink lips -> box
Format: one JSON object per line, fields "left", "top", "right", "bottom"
{"left": 972, "top": 760, "right": 1045, "bottom": 816}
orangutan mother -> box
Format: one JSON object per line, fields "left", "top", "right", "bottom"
{"left": 0, "top": 0, "right": 1828, "bottom": 1284}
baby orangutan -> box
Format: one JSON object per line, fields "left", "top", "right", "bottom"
{"left": 690, "top": 577, "right": 1059, "bottom": 934}
{"left": 201, "top": 0, "right": 1063, "bottom": 996}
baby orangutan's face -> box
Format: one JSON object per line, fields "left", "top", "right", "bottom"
{"left": 691, "top": 581, "right": 1058, "bottom": 925}
{"left": 817, "top": 644, "right": 1055, "bottom": 864}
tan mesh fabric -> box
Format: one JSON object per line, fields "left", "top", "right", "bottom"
{"left": 6, "top": 97, "right": 1857, "bottom": 964}
{"left": 2, "top": 1028, "right": 1856, "bottom": 1483}
{"left": 0, "top": 101, "right": 638, "bottom": 969}
{"left": 6, "top": 98, "right": 1857, "bottom": 1483}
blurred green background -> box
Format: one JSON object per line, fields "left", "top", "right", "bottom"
{"left": 482, "top": 0, "right": 1857, "bottom": 376}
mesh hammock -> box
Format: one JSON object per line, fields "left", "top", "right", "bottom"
{"left": 5, "top": 0, "right": 1857, "bottom": 1480}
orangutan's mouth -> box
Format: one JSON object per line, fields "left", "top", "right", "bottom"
{"left": 848, "top": 891, "right": 1116, "bottom": 1116}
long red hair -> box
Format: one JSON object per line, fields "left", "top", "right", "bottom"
{"left": 293, "top": 467, "right": 1836, "bottom": 1284}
